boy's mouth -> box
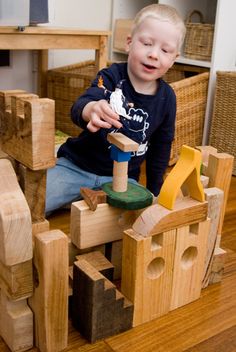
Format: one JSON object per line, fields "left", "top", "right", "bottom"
{"left": 142, "top": 63, "right": 157, "bottom": 70}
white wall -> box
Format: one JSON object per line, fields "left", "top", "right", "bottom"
{"left": 46, "top": 0, "right": 113, "bottom": 68}
{"left": 0, "top": 0, "right": 112, "bottom": 92}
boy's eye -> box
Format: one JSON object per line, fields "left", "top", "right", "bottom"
{"left": 144, "top": 42, "right": 152, "bottom": 46}
{"left": 162, "top": 48, "right": 168, "bottom": 53}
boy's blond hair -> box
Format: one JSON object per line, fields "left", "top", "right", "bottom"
{"left": 132, "top": 4, "right": 186, "bottom": 49}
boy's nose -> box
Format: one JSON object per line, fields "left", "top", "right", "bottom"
{"left": 148, "top": 49, "right": 159, "bottom": 60}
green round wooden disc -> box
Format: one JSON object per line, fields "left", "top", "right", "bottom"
{"left": 102, "top": 182, "right": 153, "bottom": 210}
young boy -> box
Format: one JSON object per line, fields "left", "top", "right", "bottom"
{"left": 45, "top": 4, "right": 186, "bottom": 215}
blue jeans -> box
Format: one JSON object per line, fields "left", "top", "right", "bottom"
{"left": 45, "top": 157, "right": 138, "bottom": 215}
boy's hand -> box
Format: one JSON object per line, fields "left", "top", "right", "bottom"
{"left": 83, "top": 100, "right": 123, "bottom": 132}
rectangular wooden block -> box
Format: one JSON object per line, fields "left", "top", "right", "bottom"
{"left": 0, "top": 291, "right": 33, "bottom": 352}
{"left": 202, "top": 187, "right": 224, "bottom": 287}
{"left": 18, "top": 164, "right": 47, "bottom": 222}
{"left": 0, "top": 259, "right": 33, "bottom": 301}
{"left": 206, "top": 153, "right": 234, "bottom": 234}
{"left": 70, "top": 200, "right": 137, "bottom": 249}
{"left": 28, "top": 230, "right": 68, "bottom": 352}
{"left": 0, "top": 159, "right": 32, "bottom": 266}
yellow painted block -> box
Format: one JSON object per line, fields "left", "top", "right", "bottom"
{"left": 158, "top": 145, "right": 205, "bottom": 210}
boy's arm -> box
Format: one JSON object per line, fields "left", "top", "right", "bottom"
{"left": 71, "top": 65, "right": 122, "bottom": 132}
{"left": 82, "top": 100, "right": 122, "bottom": 132}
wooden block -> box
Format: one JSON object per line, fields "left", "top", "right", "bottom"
{"left": 205, "top": 152, "right": 234, "bottom": 234}
{"left": 200, "top": 175, "right": 210, "bottom": 188}
{"left": 121, "top": 228, "right": 176, "bottom": 326}
{"left": 75, "top": 251, "right": 114, "bottom": 281}
{"left": 113, "top": 19, "right": 133, "bottom": 53}
{"left": 68, "top": 237, "right": 106, "bottom": 266}
{"left": 208, "top": 247, "right": 227, "bottom": 284}
{"left": 132, "top": 197, "right": 208, "bottom": 237}
{"left": 0, "top": 90, "right": 26, "bottom": 113}
{"left": 0, "top": 159, "right": 32, "bottom": 266}
{"left": 0, "top": 291, "right": 33, "bottom": 352}
{"left": 80, "top": 187, "right": 107, "bottom": 211}
{"left": 107, "top": 132, "right": 139, "bottom": 152}
{"left": 110, "top": 240, "right": 123, "bottom": 280}
{"left": 170, "top": 219, "right": 210, "bottom": 310}
{"left": 0, "top": 259, "right": 33, "bottom": 301}
{"left": 202, "top": 187, "right": 224, "bottom": 288}
{"left": 70, "top": 200, "right": 137, "bottom": 249}
{"left": 196, "top": 145, "right": 218, "bottom": 174}
{"left": 32, "top": 219, "right": 50, "bottom": 237}
{"left": 18, "top": 164, "right": 46, "bottom": 222}
{"left": 112, "top": 160, "right": 128, "bottom": 192}
{"left": 72, "top": 259, "right": 133, "bottom": 343}
{"left": 28, "top": 230, "right": 68, "bottom": 352}
{"left": 1, "top": 93, "right": 55, "bottom": 170}
{"left": 158, "top": 145, "right": 205, "bottom": 210}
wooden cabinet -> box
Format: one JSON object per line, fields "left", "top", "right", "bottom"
{"left": 111, "top": 0, "right": 236, "bottom": 143}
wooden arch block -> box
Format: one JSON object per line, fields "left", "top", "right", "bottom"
{"left": 158, "top": 145, "right": 205, "bottom": 210}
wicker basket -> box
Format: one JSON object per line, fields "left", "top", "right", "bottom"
{"left": 47, "top": 60, "right": 110, "bottom": 136}
{"left": 169, "top": 72, "right": 209, "bottom": 165}
{"left": 184, "top": 10, "right": 214, "bottom": 61}
{"left": 209, "top": 71, "right": 236, "bottom": 175}
{"left": 47, "top": 61, "right": 209, "bottom": 165}
{"left": 47, "top": 60, "right": 187, "bottom": 136}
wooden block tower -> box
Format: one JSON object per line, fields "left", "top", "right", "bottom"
{"left": 102, "top": 132, "right": 153, "bottom": 210}
{"left": 121, "top": 145, "right": 211, "bottom": 326}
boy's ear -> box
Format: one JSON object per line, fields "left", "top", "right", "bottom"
{"left": 125, "top": 35, "right": 132, "bottom": 53}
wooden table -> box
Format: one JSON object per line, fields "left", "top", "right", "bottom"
{"left": 0, "top": 26, "right": 110, "bottom": 97}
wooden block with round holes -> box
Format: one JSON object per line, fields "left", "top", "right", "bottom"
{"left": 170, "top": 219, "right": 210, "bottom": 310}
{"left": 121, "top": 228, "right": 176, "bottom": 327}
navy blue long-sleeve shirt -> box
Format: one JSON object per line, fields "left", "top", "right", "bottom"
{"left": 57, "top": 62, "right": 176, "bottom": 196}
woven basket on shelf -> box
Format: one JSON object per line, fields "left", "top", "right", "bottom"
{"left": 184, "top": 10, "right": 214, "bottom": 61}
{"left": 209, "top": 71, "right": 236, "bottom": 175}
{"left": 169, "top": 72, "right": 209, "bottom": 165}
{"left": 163, "top": 66, "right": 185, "bottom": 83}
{"left": 47, "top": 60, "right": 111, "bottom": 136}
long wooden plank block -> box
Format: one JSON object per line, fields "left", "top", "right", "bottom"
{"left": 206, "top": 153, "right": 234, "bottom": 234}
{"left": 0, "top": 159, "right": 32, "bottom": 266}
{"left": 28, "top": 230, "right": 68, "bottom": 352}
{"left": 202, "top": 187, "right": 224, "bottom": 287}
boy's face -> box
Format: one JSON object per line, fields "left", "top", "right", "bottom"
{"left": 126, "top": 17, "right": 180, "bottom": 89}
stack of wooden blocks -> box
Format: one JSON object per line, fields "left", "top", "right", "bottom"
{"left": 0, "top": 90, "right": 234, "bottom": 350}
{"left": 0, "top": 90, "right": 68, "bottom": 351}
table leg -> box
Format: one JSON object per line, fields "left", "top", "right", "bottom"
{"left": 37, "top": 49, "right": 49, "bottom": 97}
{"left": 95, "top": 35, "right": 108, "bottom": 71}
